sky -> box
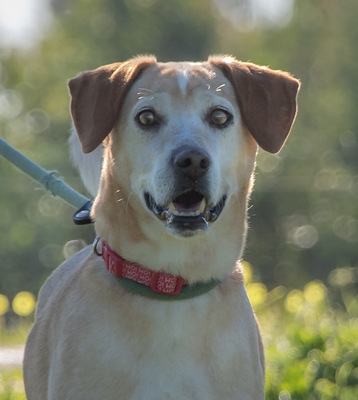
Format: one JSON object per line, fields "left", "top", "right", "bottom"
{"left": 0, "top": 0, "right": 52, "bottom": 50}
{"left": 213, "top": 0, "right": 294, "bottom": 31}
{"left": 0, "top": 0, "right": 294, "bottom": 51}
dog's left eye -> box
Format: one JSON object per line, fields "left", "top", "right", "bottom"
{"left": 137, "top": 110, "right": 156, "bottom": 126}
{"left": 210, "top": 108, "right": 232, "bottom": 127}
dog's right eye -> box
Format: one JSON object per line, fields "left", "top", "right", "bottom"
{"left": 137, "top": 110, "right": 156, "bottom": 127}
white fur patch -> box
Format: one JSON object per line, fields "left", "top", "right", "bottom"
{"left": 69, "top": 127, "right": 102, "bottom": 198}
{"left": 176, "top": 69, "right": 190, "bottom": 97}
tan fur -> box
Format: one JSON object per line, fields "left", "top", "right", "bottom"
{"left": 24, "top": 56, "right": 299, "bottom": 399}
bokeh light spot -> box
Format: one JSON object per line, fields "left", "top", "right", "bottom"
{"left": 63, "top": 239, "right": 87, "bottom": 259}
{"left": 289, "top": 225, "right": 319, "bottom": 249}
{"left": 0, "top": 294, "right": 10, "bottom": 316}
{"left": 12, "top": 291, "right": 36, "bottom": 316}
{"left": 304, "top": 280, "right": 326, "bottom": 305}
{"left": 285, "top": 289, "right": 304, "bottom": 314}
{"left": 241, "top": 260, "right": 253, "bottom": 284}
{"left": 247, "top": 282, "right": 268, "bottom": 307}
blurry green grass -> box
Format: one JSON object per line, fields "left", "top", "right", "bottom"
{"left": 0, "top": 369, "right": 25, "bottom": 400}
{"left": 1, "top": 264, "right": 357, "bottom": 400}
{"left": 0, "top": 323, "right": 29, "bottom": 400}
{"left": 245, "top": 263, "right": 358, "bottom": 400}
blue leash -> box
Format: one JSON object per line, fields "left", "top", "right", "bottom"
{"left": 0, "top": 137, "right": 93, "bottom": 225}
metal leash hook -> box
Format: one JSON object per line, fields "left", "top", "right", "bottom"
{"left": 92, "top": 236, "right": 102, "bottom": 256}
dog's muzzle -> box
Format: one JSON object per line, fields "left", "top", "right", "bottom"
{"left": 144, "top": 191, "right": 227, "bottom": 236}
{"left": 144, "top": 145, "right": 227, "bottom": 236}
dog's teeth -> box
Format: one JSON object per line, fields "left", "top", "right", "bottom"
{"left": 169, "top": 198, "right": 206, "bottom": 217}
{"left": 165, "top": 211, "right": 172, "bottom": 221}
{"left": 205, "top": 209, "right": 218, "bottom": 222}
{"left": 158, "top": 210, "right": 170, "bottom": 221}
{"left": 199, "top": 198, "right": 206, "bottom": 213}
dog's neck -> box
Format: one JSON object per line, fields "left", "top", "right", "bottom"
{"left": 92, "top": 155, "right": 253, "bottom": 284}
{"left": 96, "top": 239, "right": 222, "bottom": 299}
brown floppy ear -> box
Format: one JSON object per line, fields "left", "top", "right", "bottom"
{"left": 209, "top": 56, "right": 300, "bottom": 153}
{"left": 68, "top": 56, "right": 157, "bottom": 153}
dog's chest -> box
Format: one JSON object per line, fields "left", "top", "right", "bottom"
{"left": 64, "top": 272, "right": 264, "bottom": 399}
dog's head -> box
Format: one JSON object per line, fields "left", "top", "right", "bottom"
{"left": 68, "top": 56, "right": 300, "bottom": 239}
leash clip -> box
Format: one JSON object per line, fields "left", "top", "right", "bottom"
{"left": 73, "top": 200, "right": 93, "bottom": 225}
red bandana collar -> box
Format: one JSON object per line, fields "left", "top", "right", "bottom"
{"left": 100, "top": 241, "right": 188, "bottom": 296}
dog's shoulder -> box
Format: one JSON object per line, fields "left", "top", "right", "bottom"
{"left": 35, "top": 246, "right": 95, "bottom": 317}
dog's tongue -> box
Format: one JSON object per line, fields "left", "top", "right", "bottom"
{"left": 171, "top": 191, "right": 205, "bottom": 214}
{"left": 173, "top": 200, "right": 202, "bottom": 213}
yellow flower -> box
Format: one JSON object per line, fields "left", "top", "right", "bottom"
{"left": 0, "top": 294, "right": 10, "bottom": 316}
{"left": 285, "top": 290, "right": 304, "bottom": 314}
{"left": 247, "top": 282, "right": 268, "bottom": 307}
{"left": 12, "top": 291, "right": 36, "bottom": 316}
{"left": 241, "top": 260, "right": 253, "bottom": 284}
{"left": 304, "top": 280, "right": 326, "bottom": 305}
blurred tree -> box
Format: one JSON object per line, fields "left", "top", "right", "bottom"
{"left": 212, "top": 0, "right": 358, "bottom": 287}
{"left": 0, "top": 0, "right": 217, "bottom": 299}
{"left": 0, "top": 0, "right": 357, "bottom": 303}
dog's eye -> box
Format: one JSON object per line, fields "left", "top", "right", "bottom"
{"left": 210, "top": 109, "right": 231, "bottom": 127}
{"left": 137, "top": 110, "right": 156, "bottom": 126}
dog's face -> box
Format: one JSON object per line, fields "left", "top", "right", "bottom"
{"left": 115, "top": 62, "right": 254, "bottom": 237}
{"left": 69, "top": 56, "right": 300, "bottom": 239}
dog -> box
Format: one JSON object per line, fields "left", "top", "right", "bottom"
{"left": 23, "top": 55, "right": 300, "bottom": 399}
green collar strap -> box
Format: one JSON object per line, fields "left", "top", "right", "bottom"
{"left": 117, "top": 276, "right": 221, "bottom": 301}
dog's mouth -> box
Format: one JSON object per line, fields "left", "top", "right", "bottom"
{"left": 144, "top": 191, "right": 226, "bottom": 235}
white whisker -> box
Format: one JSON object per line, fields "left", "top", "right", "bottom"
{"left": 137, "top": 88, "right": 154, "bottom": 100}
{"left": 115, "top": 189, "right": 124, "bottom": 203}
{"left": 215, "top": 84, "right": 226, "bottom": 92}
{"left": 124, "top": 192, "right": 134, "bottom": 213}
{"left": 137, "top": 88, "right": 153, "bottom": 93}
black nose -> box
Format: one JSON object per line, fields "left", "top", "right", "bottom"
{"left": 173, "top": 146, "right": 211, "bottom": 180}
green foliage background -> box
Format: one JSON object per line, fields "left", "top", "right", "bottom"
{"left": 0, "top": 0, "right": 357, "bottom": 398}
